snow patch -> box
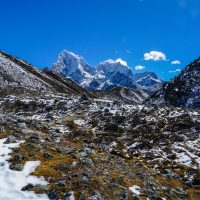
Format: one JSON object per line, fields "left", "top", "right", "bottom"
{"left": 0, "top": 138, "right": 48, "bottom": 200}
{"left": 129, "top": 185, "right": 141, "bottom": 196}
{"left": 74, "top": 119, "right": 85, "bottom": 126}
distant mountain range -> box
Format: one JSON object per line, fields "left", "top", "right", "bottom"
{"left": 1, "top": 49, "right": 200, "bottom": 108}
{"left": 52, "top": 50, "right": 163, "bottom": 94}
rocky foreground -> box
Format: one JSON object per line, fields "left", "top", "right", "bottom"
{"left": 0, "top": 94, "right": 199, "bottom": 200}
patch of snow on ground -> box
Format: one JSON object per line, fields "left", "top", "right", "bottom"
{"left": 172, "top": 143, "right": 200, "bottom": 168}
{"left": 74, "top": 119, "right": 85, "bottom": 126}
{"left": 129, "top": 185, "right": 141, "bottom": 196}
{"left": 0, "top": 138, "right": 48, "bottom": 200}
{"left": 68, "top": 191, "right": 75, "bottom": 200}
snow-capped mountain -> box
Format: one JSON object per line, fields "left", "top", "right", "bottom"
{"left": 100, "top": 71, "right": 137, "bottom": 90}
{"left": 149, "top": 57, "right": 200, "bottom": 108}
{"left": 52, "top": 50, "right": 95, "bottom": 85}
{"left": 52, "top": 50, "right": 163, "bottom": 94}
{"left": 96, "top": 59, "right": 132, "bottom": 77}
{"left": 92, "top": 59, "right": 136, "bottom": 90}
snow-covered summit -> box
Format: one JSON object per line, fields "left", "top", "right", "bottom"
{"left": 52, "top": 50, "right": 96, "bottom": 84}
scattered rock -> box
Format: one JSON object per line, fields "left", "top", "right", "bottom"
{"left": 48, "top": 189, "right": 59, "bottom": 200}
{"left": 9, "top": 163, "right": 24, "bottom": 171}
{"left": 4, "top": 135, "right": 17, "bottom": 144}
{"left": 43, "top": 152, "right": 53, "bottom": 159}
{"left": 80, "top": 157, "right": 94, "bottom": 166}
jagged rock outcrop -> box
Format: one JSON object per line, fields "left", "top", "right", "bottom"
{"left": 149, "top": 57, "right": 200, "bottom": 108}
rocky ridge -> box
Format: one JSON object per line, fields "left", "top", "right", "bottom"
{"left": 0, "top": 50, "right": 94, "bottom": 98}
{"left": 149, "top": 57, "right": 200, "bottom": 108}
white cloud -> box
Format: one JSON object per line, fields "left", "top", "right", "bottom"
{"left": 126, "top": 50, "right": 132, "bottom": 54}
{"left": 169, "top": 68, "right": 181, "bottom": 73}
{"left": 144, "top": 51, "right": 167, "bottom": 61}
{"left": 135, "top": 65, "right": 145, "bottom": 70}
{"left": 116, "top": 58, "right": 128, "bottom": 67}
{"left": 171, "top": 60, "right": 181, "bottom": 65}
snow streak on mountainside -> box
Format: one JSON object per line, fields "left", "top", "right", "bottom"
{"left": 133, "top": 72, "right": 163, "bottom": 95}
{"left": 94, "top": 86, "right": 149, "bottom": 104}
{"left": 52, "top": 50, "right": 163, "bottom": 94}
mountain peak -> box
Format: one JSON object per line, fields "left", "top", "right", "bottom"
{"left": 52, "top": 50, "right": 95, "bottom": 84}
{"left": 97, "top": 58, "right": 131, "bottom": 77}
{"left": 61, "top": 49, "right": 82, "bottom": 60}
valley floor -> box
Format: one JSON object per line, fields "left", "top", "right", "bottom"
{"left": 0, "top": 94, "right": 200, "bottom": 200}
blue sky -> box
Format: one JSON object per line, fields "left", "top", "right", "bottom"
{"left": 0, "top": 0, "right": 200, "bottom": 80}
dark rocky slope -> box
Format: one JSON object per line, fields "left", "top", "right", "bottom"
{"left": 148, "top": 57, "right": 200, "bottom": 108}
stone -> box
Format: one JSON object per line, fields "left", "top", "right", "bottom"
{"left": 80, "top": 157, "right": 94, "bottom": 166}
{"left": 118, "top": 191, "right": 128, "bottom": 200}
{"left": 172, "top": 188, "right": 187, "bottom": 195}
{"left": 28, "top": 133, "right": 40, "bottom": 143}
{"left": 15, "top": 153, "right": 24, "bottom": 161}
{"left": 80, "top": 94, "right": 90, "bottom": 103}
{"left": 86, "top": 192, "right": 104, "bottom": 200}
{"left": 17, "top": 122, "right": 27, "bottom": 129}
{"left": 9, "top": 163, "right": 24, "bottom": 171}
{"left": 0, "top": 127, "right": 5, "bottom": 132}
{"left": 43, "top": 152, "right": 53, "bottom": 159}
{"left": 64, "top": 192, "right": 74, "bottom": 200}
{"left": 162, "top": 169, "right": 178, "bottom": 179}
{"left": 48, "top": 189, "right": 59, "bottom": 200}
{"left": 4, "top": 135, "right": 17, "bottom": 144}
{"left": 21, "top": 184, "right": 34, "bottom": 191}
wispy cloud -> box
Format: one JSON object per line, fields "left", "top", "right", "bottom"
{"left": 171, "top": 60, "right": 181, "bottom": 65}
{"left": 169, "top": 68, "right": 181, "bottom": 73}
{"left": 135, "top": 65, "right": 145, "bottom": 70}
{"left": 126, "top": 50, "right": 132, "bottom": 54}
{"left": 144, "top": 51, "right": 167, "bottom": 61}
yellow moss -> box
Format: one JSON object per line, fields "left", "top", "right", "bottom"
{"left": 0, "top": 132, "right": 10, "bottom": 139}
{"left": 122, "top": 178, "right": 143, "bottom": 187}
{"left": 33, "top": 155, "right": 71, "bottom": 178}
{"left": 185, "top": 188, "right": 200, "bottom": 200}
